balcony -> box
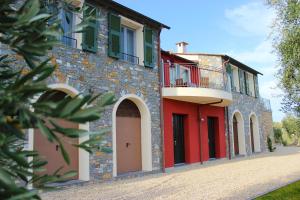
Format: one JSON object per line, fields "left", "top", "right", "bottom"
{"left": 162, "top": 63, "right": 233, "bottom": 106}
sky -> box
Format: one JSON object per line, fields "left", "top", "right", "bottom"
{"left": 115, "top": 0, "right": 284, "bottom": 122}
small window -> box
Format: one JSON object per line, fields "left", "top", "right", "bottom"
{"left": 169, "top": 64, "right": 176, "bottom": 86}
{"left": 120, "top": 26, "right": 138, "bottom": 64}
{"left": 60, "top": 9, "right": 76, "bottom": 48}
{"left": 180, "top": 66, "right": 191, "bottom": 83}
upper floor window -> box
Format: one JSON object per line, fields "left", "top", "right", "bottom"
{"left": 60, "top": 9, "right": 76, "bottom": 48}
{"left": 120, "top": 26, "right": 138, "bottom": 64}
{"left": 108, "top": 13, "right": 156, "bottom": 68}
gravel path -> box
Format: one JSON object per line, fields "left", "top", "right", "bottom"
{"left": 42, "top": 146, "right": 300, "bottom": 200}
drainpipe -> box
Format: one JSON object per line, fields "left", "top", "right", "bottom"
{"left": 222, "top": 57, "right": 232, "bottom": 160}
{"left": 226, "top": 106, "right": 232, "bottom": 160}
{"left": 197, "top": 105, "right": 203, "bottom": 164}
{"left": 157, "top": 28, "right": 165, "bottom": 173}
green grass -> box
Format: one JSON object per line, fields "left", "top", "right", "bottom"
{"left": 256, "top": 180, "right": 300, "bottom": 200}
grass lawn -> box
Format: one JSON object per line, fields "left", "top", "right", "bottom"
{"left": 256, "top": 180, "right": 300, "bottom": 200}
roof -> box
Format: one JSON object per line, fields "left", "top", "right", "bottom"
{"left": 93, "top": 0, "right": 170, "bottom": 30}
{"left": 175, "top": 52, "right": 263, "bottom": 75}
{"left": 161, "top": 49, "right": 198, "bottom": 64}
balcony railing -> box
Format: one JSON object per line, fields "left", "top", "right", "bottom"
{"left": 120, "top": 52, "right": 139, "bottom": 65}
{"left": 162, "top": 63, "right": 231, "bottom": 92}
{"left": 61, "top": 35, "right": 77, "bottom": 48}
{"left": 260, "top": 98, "right": 272, "bottom": 112}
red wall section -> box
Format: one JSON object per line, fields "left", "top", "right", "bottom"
{"left": 163, "top": 99, "right": 226, "bottom": 168}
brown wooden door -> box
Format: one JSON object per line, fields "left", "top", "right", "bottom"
{"left": 116, "top": 100, "right": 142, "bottom": 175}
{"left": 233, "top": 116, "right": 239, "bottom": 155}
{"left": 116, "top": 117, "right": 142, "bottom": 174}
{"left": 34, "top": 119, "right": 79, "bottom": 179}
{"left": 250, "top": 118, "right": 255, "bottom": 153}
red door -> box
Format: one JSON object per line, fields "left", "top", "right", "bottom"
{"left": 233, "top": 116, "right": 239, "bottom": 155}
{"left": 250, "top": 118, "right": 255, "bottom": 153}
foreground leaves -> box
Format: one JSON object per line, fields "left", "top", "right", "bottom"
{"left": 0, "top": 0, "right": 115, "bottom": 199}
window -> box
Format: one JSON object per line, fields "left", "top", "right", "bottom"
{"left": 169, "top": 64, "right": 176, "bottom": 86}
{"left": 120, "top": 26, "right": 137, "bottom": 64}
{"left": 60, "top": 9, "right": 76, "bottom": 48}
{"left": 180, "top": 66, "right": 190, "bottom": 83}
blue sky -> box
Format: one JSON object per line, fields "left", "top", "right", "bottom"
{"left": 115, "top": 0, "right": 284, "bottom": 122}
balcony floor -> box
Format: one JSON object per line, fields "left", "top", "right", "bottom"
{"left": 162, "top": 87, "right": 233, "bottom": 106}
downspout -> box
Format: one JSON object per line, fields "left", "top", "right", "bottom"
{"left": 226, "top": 106, "right": 231, "bottom": 160}
{"left": 197, "top": 105, "right": 203, "bottom": 164}
{"left": 157, "top": 28, "right": 165, "bottom": 173}
{"left": 222, "top": 57, "right": 232, "bottom": 160}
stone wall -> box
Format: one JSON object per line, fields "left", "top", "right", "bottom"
{"left": 228, "top": 92, "right": 267, "bottom": 157}
{"left": 261, "top": 111, "right": 274, "bottom": 141}
{"left": 3, "top": 4, "right": 162, "bottom": 181}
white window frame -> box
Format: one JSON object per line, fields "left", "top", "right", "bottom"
{"left": 120, "top": 25, "right": 136, "bottom": 58}
{"left": 120, "top": 16, "right": 144, "bottom": 65}
{"left": 179, "top": 65, "right": 191, "bottom": 83}
{"left": 60, "top": 8, "right": 76, "bottom": 48}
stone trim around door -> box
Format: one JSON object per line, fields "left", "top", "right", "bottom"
{"left": 112, "top": 94, "right": 152, "bottom": 177}
{"left": 249, "top": 112, "right": 261, "bottom": 153}
{"left": 27, "top": 83, "right": 90, "bottom": 182}
{"left": 231, "top": 110, "right": 246, "bottom": 156}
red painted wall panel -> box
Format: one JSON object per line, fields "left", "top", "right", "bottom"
{"left": 163, "top": 99, "right": 226, "bottom": 168}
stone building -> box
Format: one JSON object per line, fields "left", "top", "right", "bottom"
{"left": 174, "top": 42, "right": 273, "bottom": 160}
{"left": 14, "top": 0, "right": 170, "bottom": 182}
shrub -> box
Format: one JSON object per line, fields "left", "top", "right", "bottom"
{"left": 267, "top": 136, "right": 276, "bottom": 152}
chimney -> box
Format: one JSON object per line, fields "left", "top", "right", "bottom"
{"left": 176, "top": 41, "right": 189, "bottom": 53}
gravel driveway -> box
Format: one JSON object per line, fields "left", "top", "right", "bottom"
{"left": 42, "top": 146, "right": 300, "bottom": 200}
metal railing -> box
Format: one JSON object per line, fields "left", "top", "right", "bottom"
{"left": 162, "top": 62, "right": 231, "bottom": 92}
{"left": 61, "top": 35, "right": 77, "bottom": 48}
{"left": 120, "top": 52, "right": 139, "bottom": 65}
{"left": 260, "top": 97, "right": 272, "bottom": 112}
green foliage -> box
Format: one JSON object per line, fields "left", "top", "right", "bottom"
{"left": 0, "top": 0, "right": 114, "bottom": 199}
{"left": 268, "top": 0, "right": 300, "bottom": 115}
{"left": 282, "top": 115, "right": 300, "bottom": 139}
{"left": 256, "top": 180, "right": 300, "bottom": 200}
{"left": 267, "top": 136, "right": 276, "bottom": 152}
{"left": 273, "top": 122, "right": 283, "bottom": 143}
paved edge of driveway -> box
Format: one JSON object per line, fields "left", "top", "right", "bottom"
{"left": 250, "top": 177, "right": 300, "bottom": 199}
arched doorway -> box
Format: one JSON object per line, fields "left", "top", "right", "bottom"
{"left": 34, "top": 90, "right": 79, "bottom": 179}
{"left": 250, "top": 113, "right": 261, "bottom": 153}
{"left": 116, "top": 99, "right": 142, "bottom": 174}
{"left": 232, "top": 111, "right": 246, "bottom": 155}
{"left": 112, "top": 94, "right": 152, "bottom": 177}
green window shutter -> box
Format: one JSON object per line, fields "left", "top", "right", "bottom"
{"left": 254, "top": 75, "right": 259, "bottom": 98}
{"left": 226, "top": 64, "right": 234, "bottom": 91}
{"left": 82, "top": 4, "right": 98, "bottom": 53}
{"left": 238, "top": 69, "right": 245, "bottom": 94}
{"left": 244, "top": 72, "right": 250, "bottom": 95}
{"left": 108, "top": 12, "right": 121, "bottom": 58}
{"left": 144, "top": 27, "right": 154, "bottom": 68}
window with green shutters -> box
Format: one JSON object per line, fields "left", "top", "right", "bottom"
{"left": 254, "top": 75, "right": 259, "bottom": 98}
{"left": 144, "top": 27, "right": 155, "bottom": 68}
{"left": 238, "top": 69, "right": 245, "bottom": 94}
{"left": 82, "top": 4, "right": 98, "bottom": 53}
{"left": 108, "top": 12, "right": 121, "bottom": 59}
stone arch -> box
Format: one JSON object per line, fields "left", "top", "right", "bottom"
{"left": 112, "top": 94, "right": 152, "bottom": 177}
{"left": 28, "top": 83, "right": 89, "bottom": 181}
{"left": 249, "top": 112, "right": 261, "bottom": 153}
{"left": 231, "top": 110, "right": 246, "bottom": 155}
